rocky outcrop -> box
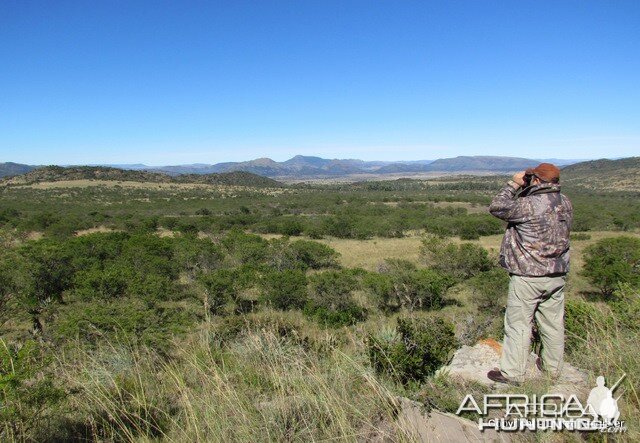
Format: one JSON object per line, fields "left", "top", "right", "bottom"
{"left": 394, "top": 397, "right": 514, "bottom": 443}
{"left": 439, "top": 339, "right": 590, "bottom": 398}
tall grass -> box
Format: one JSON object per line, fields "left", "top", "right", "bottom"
{"left": 566, "top": 309, "right": 640, "bottom": 440}
{"left": 53, "top": 326, "right": 413, "bottom": 442}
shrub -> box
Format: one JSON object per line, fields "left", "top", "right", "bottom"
{"left": 173, "top": 237, "right": 224, "bottom": 277}
{"left": 213, "top": 311, "right": 304, "bottom": 345}
{"left": 570, "top": 232, "right": 591, "bottom": 241}
{"left": 290, "top": 240, "right": 340, "bottom": 270}
{"left": 564, "top": 299, "right": 610, "bottom": 354}
{"left": 364, "top": 260, "right": 455, "bottom": 312}
{"left": 195, "top": 208, "right": 212, "bottom": 216}
{"left": 303, "top": 304, "right": 367, "bottom": 328}
{"left": 275, "top": 218, "right": 304, "bottom": 236}
{"left": 466, "top": 268, "right": 509, "bottom": 312}
{"left": 582, "top": 236, "right": 640, "bottom": 295}
{"left": 73, "top": 264, "right": 131, "bottom": 300}
{"left": 0, "top": 340, "right": 65, "bottom": 439}
{"left": 222, "top": 230, "right": 269, "bottom": 267}
{"left": 420, "top": 236, "right": 493, "bottom": 280}
{"left": 261, "top": 270, "right": 308, "bottom": 310}
{"left": 304, "top": 271, "right": 366, "bottom": 327}
{"left": 608, "top": 283, "right": 640, "bottom": 331}
{"left": 200, "top": 269, "right": 241, "bottom": 315}
{"left": 322, "top": 215, "right": 358, "bottom": 238}
{"left": 368, "top": 316, "right": 458, "bottom": 383}
{"left": 54, "top": 298, "right": 193, "bottom": 351}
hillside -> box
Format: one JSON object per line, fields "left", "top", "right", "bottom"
{"left": 1, "top": 165, "right": 283, "bottom": 187}
{"left": 0, "top": 162, "right": 35, "bottom": 178}
{"left": 177, "top": 170, "right": 283, "bottom": 187}
{"left": 3, "top": 166, "right": 174, "bottom": 184}
{"left": 424, "top": 156, "right": 536, "bottom": 172}
{"left": 562, "top": 157, "right": 640, "bottom": 192}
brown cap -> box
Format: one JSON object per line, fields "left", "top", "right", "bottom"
{"left": 526, "top": 163, "right": 560, "bottom": 183}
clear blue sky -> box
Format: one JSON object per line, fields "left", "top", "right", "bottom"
{"left": 1, "top": 0, "right": 638, "bottom": 165}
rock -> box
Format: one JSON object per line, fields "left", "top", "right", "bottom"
{"left": 394, "top": 397, "right": 513, "bottom": 443}
{"left": 438, "top": 340, "right": 590, "bottom": 398}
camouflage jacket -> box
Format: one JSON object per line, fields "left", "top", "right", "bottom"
{"left": 489, "top": 182, "right": 573, "bottom": 276}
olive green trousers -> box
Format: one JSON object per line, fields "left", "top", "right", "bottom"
{"left": 500, "top": 274, "right": 566, "bottom": 381}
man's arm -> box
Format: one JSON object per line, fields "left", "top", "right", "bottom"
{"left": 564, "top": 196, "right": 574, "bottom": 231}
{"left": 489, "top": 173, "right": 532, "bottom": 224}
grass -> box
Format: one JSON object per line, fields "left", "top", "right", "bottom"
{"left": 48, "top": 324, "right": 414, "bottom": 442}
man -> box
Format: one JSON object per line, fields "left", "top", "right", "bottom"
{"left": 486, "top": 163, "right": 573, "bottom": 385}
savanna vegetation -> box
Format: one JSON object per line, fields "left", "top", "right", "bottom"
{"left": 1, "top": 170, "right": 639, "bottom": 441}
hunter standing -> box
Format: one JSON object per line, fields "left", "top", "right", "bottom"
{"left": 487, "top": 163, "right": 573, "bottom": 385}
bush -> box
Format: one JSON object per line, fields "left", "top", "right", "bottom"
{"left": 212, "top": 311, "right": 304, "bottom": 345}
{"left": 466, "top": 268, "right": 509, "bottom": 312}
{"left": 290, "top": 240, "right": 340, "bottom": 270}
{"left": 0, "top": 340, "right": 65, "bottom": 439}
{"left": 261, "top": 270, "right": 308, "bottom": 310}
{"left": 222, "top": 230, "right": 269, "bottom": 267}
{"left": 173, "top": 237, "right": 223, "bottom": 277}
{"left": 54, "top": 298, "right": 193, "bottom": 351}
{"left": 200, "top": 267, "right": 257, "bottom": 315}
{"left": 570, "top": 233, "right": 591, "bottom": 241}
{"left": 420, "top": 236, "right": 493, "bottom": 280}
{"left": 368, "top": 316, "right": 458, "bottom": 383}
{"left": 364, "top": 260, "right": 455, "bottom": 312}
{"left": 303, "top": 304, "right": 367, "bottom": 328}
{"left": 608, "top": 283, "right": 640, "bottom": 331}
{"left": 304, "top": 271, "right": 366, "bottom": 327}
{"left": 564, "top": 299, "right": 610, "bottom": 354}
{"left": 582, "top": 236, "right": 640, "bottom": 295}
{"left": 200, "top": 269, "right": 237, "bottom": 315}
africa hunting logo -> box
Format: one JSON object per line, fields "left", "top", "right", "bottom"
{"left": 456, "top": 374, "right": 627, "bottom": 433}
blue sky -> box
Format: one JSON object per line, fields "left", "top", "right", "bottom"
{"left": 1, "top": 0, "right": 638, "bottom": 165}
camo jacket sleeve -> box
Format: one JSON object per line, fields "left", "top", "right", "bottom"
{"left": 489, "top": 183, "right": 532, "bottom": 223}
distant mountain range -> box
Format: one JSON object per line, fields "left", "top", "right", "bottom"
{"left": 1, "top": 155, "right": 590, "bottom": 180}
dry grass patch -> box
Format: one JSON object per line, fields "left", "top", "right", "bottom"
{"left": 75, "top": 226, "right": 120, "bottom": 236}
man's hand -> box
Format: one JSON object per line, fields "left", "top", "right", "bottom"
{"left": 512, "top": 171, "right": 526, "bottom": 186}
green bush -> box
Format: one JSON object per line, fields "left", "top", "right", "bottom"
{"left": 173, "top": 237, "right": 223, "bottom": 277}
{"left": 304, "top": 271, "right": 367, "bottom": 327}
{"left": 303, "top": 304, "right": 367, "bottom": 328}
{"left": 54, "top": 298, "right": 193, "bottom": 351}
{"left": 582, "top": 236, "right": 640, "bottom": 295}
{"left": 260, "top": 270, "right": 308, "bottom": 310}
{"left": 201, "top": 269, "right": 236, "bottom": 315}
{"left": 564, "top": 299, "right": 610, "bottom": 354}
{"left": 608, "top": 283, "right": 640, "bottom": 331}
{"left": 73, "top": 264, "right": 131, "bottom": 300}
{"left": 213, "top": 311, "right": 304, "bottom": 345}
{"left": 420, "top": 236, "right": 493, "bottom": 280}
{"left": 466, "top": 268, "right": 509, "bottom": 312}
{"left": 0, "top": 340, "right": 65, "bottom": 438}
{"left": 364, "top": 260, "right": 455, "bottom": 312}
{"left": 290, "top": 240, "right": 340, "bottom": 270}
{"left": 222, "top": 230, "right": 269, "bottom": 267}
{"left": 368, "top": 316, "right": 458, "bottom": 383}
